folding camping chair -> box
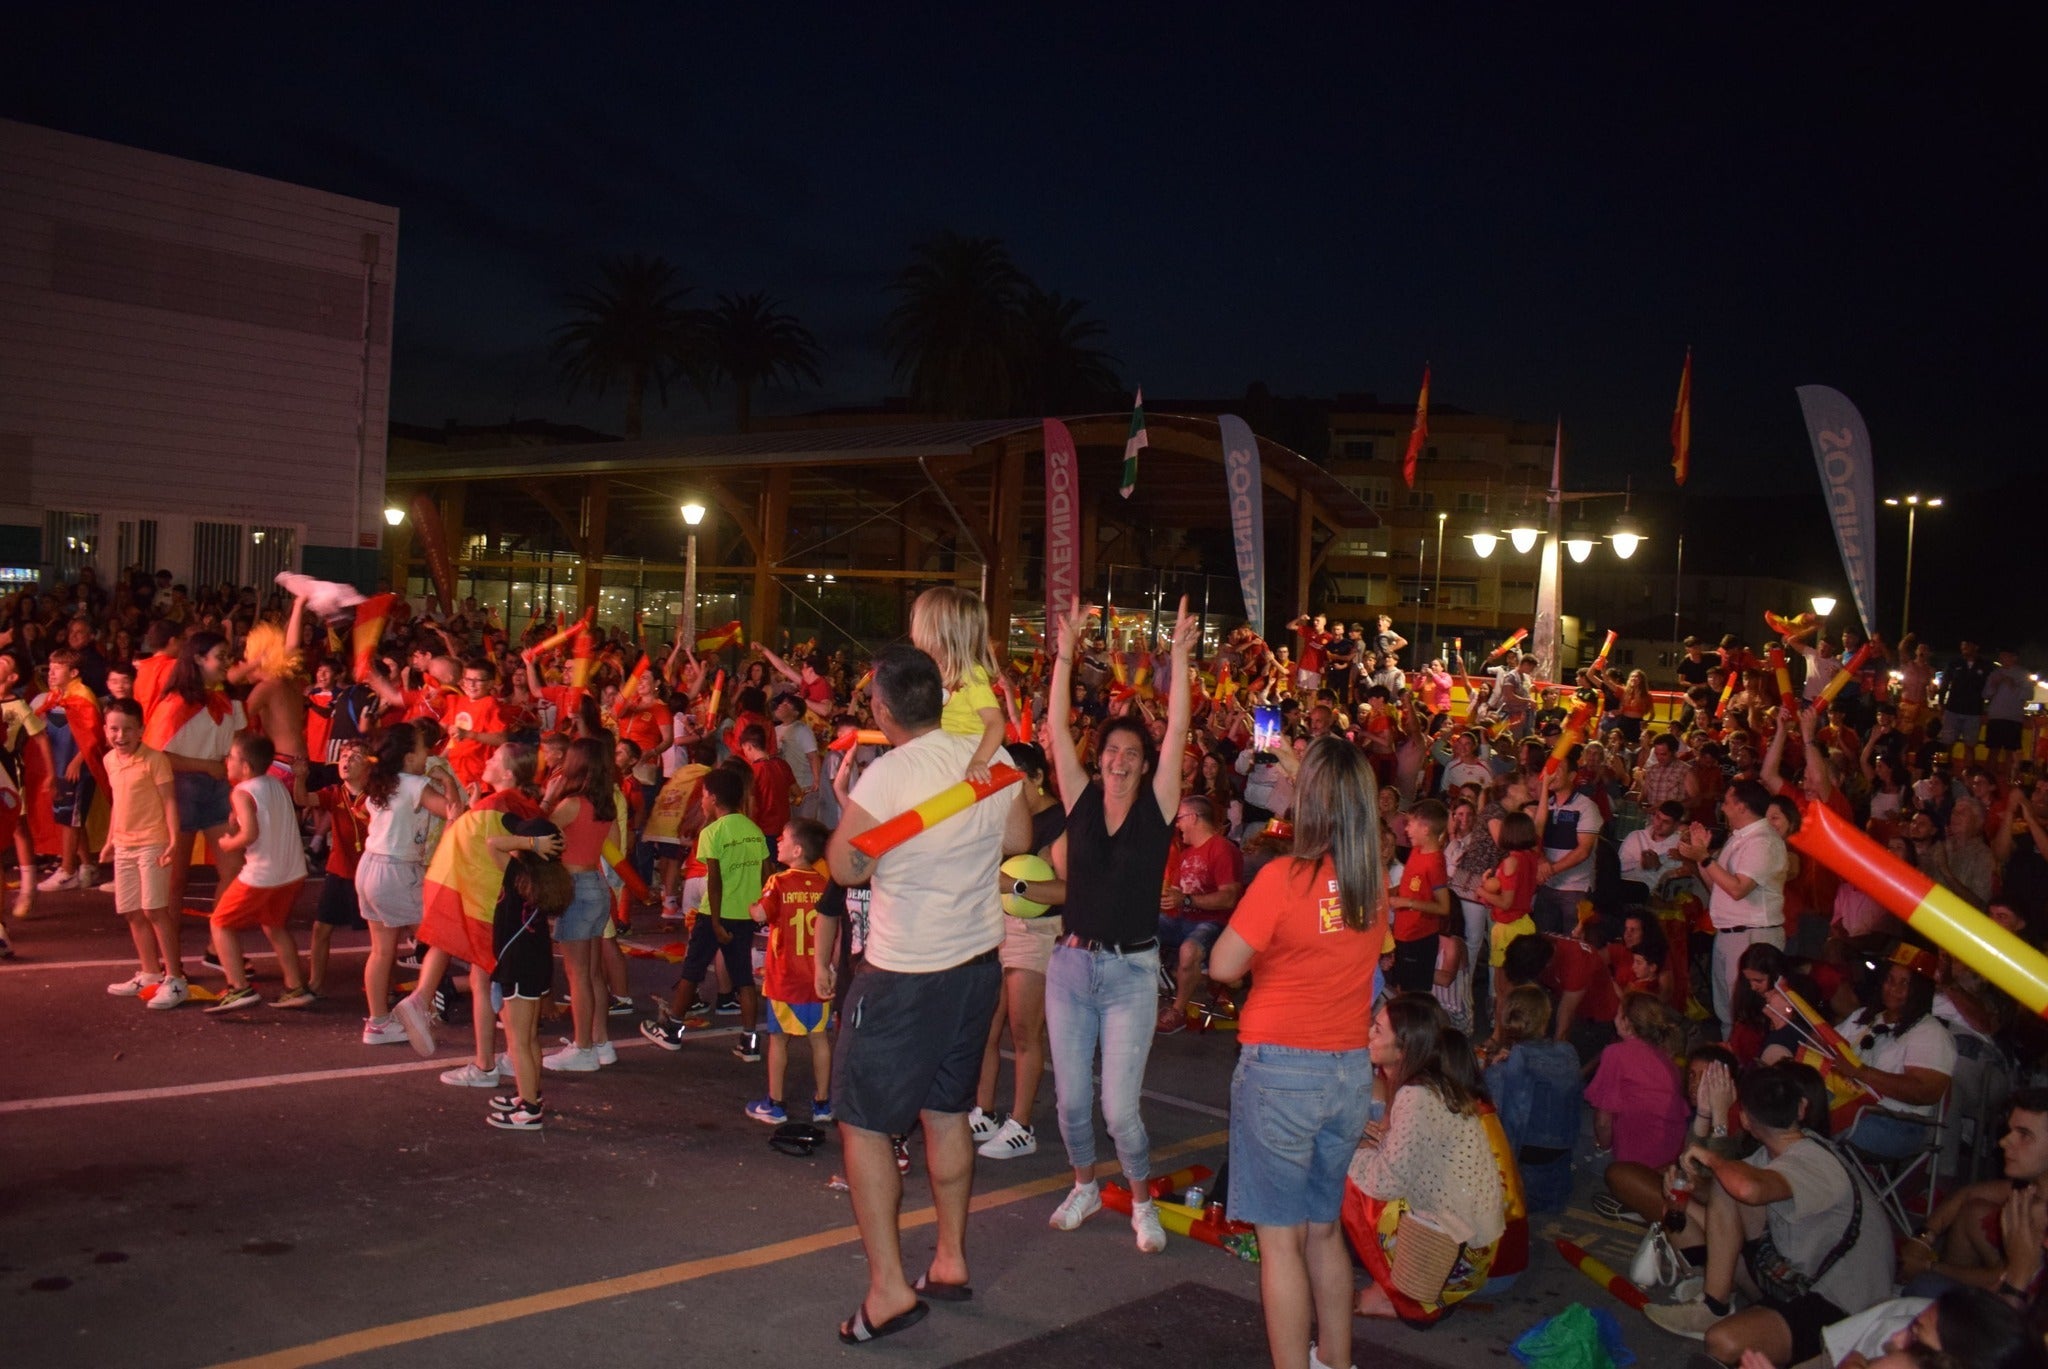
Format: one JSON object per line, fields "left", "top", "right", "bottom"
{"left": 1842, "top": 1092, "right": 1950, "bottom": 1235}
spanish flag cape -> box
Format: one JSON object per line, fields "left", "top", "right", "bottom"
{"left": 142, "top": 685, "right": 236, "bottom": 753}
{"left": 419, "top": 791, "right": 546, "bottom": 974}
{"left": 39, "top": 677, "right": 108, "bottom": 790}
{"left": 643, "top": 763, "right": 709, "bottom": 845}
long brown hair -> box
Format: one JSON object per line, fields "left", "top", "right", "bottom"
{"left": 552, "top": 737, "right": 617, "bottom": 822}
{"left": 1286, "top": 736, "right": 1382, "bottom": 933}
{"left": 1383, "top": 993, "right": 1485, "bottom": 1115}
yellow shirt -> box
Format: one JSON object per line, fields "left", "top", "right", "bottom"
{"left": 940, "top": 664, "right": 1000, "bottom": 738}
{"left": 105, "top": 744, "right": 174, "bottom": 849}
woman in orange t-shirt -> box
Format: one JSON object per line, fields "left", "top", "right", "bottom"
{"left": 1210, "top": 737, "right": 1384, "bottom": 1369}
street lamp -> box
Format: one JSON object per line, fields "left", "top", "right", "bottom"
{"left": 1882, "top": 493, "right": 1942, "bottom": 640}
{"left": 1607, "top": 510, "right": 1645, "bottom": 560}
{"left": 1431, "top": 510, "right": 1447, "bottom": 651}
{"left": 1468, "top": 530, "right": 1500, "bottom": 559}
{"left": 681, "top": 500, "right": 707, "bottom": 643}
{"left": 1506, "top": 507, "right": 1543, "bottom": 556}
{"left": 1563, "top": 519, "right": 1599, "bottom": 564}
{"left": 384, "top": 507, "right": 404, "bottom": 526}
{"left": 1811, "top": 595, "right": 1837, "bottom": 619}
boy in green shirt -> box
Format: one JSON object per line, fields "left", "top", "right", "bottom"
{"left": 640, "top": 766, "right": 768, "bottom": 1048}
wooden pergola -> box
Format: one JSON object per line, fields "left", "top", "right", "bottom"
{"left": 384, "top": 413, "right": 1379, "bottom": 644}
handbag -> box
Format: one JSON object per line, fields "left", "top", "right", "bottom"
{"left": 1628, "top": 1223, "right": 1685, "bottom": 1292}
{"left": 1747, "top": 1140, "right": 1864, "bottom": 1303}
{"left": 1390, "top": 1209, "right": 1466, "bottom": 1303}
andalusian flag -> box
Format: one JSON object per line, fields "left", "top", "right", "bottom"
{"left": 1402, "top": 364, "right": 1430, "bottom": 490}
{"left": 1671, "top": 347, "right": 1693, "bottom": 486}
{"left": 1120, "top": 388, "right": 1148, "bottom": 498}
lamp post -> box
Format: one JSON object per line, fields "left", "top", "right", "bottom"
{"left": 1810, "top": 594, "right": 1837, "bottom": 620}
{"left": 1882, "top": 494, "right": 1940, "bottom": 640}
{"left": 681, "top": 500, "right": 706, "bottom": 643}
{"left": 1468, "top": 482, "right": 1644, "bottom": 679}
{"left": 1431, "top": 509, "right": 1447, "bottom": 653}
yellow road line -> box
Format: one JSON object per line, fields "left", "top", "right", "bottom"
{"left": 208, "top": 1128, "right": 1231, "bottom": 1369}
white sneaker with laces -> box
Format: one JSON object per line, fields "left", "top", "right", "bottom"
{"left": 1050, "top": 1182, "right": 1102, "bottom": 1231}
{"left": 969, "top": 1106, "right": 998, "bottom": 1143}
{"left": 1132, "top": 1198, "right": 1167, "bottom": 1253}
{"left": 108, "top": 971, "right": 164, "bottom": 997}
{"left": 592, "top": 1040, "right": 618, "bottom": 1066}
{"left": 440, "top": 1062, "right": 501, "bottom": 1087}
{"left": 977, "top": 1117, "right": 1037, "bottom": 1160}
{"left": 146, "top": 977, "right": 189, "bottom": 1011}
{"left": 77, "top": 862, "right": 101, "bottom": 889}
{"left": 1645, "top": 1296, "right": 1721, "bottom": 1340}
{"left": 362, "top": 1016, "right": 408, "bottom": 1046}
{"left": 36, "top": 869, "right": 77, "bottom": 892}
{"left": 543, "top": 1044, "right": 602, "bottom": 1072}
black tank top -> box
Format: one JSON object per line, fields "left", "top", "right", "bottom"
{"left": 1060, "top": 782, "right": 1172, "bottom": 944}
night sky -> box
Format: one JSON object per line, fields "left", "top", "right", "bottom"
{"left": 9, "top": 6, "right": 2038, "bottom": 643}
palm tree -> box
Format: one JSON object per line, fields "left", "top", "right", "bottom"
{"left": 550, "top": 254, "right": 700, "bottom": 438}
{"left": 883, "top": 232, "right": 1026, "bottom": 418}
{"left": 700, "top": 292, "right": 825, "bottom": 433}
{"left": 1009, "top": 285, "right": 1120, "bottom": 416}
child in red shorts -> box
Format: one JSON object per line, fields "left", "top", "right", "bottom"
{"left": 744, "top": 818, "right": 833, "bottom": 1125}
{"left": 205, "top": 732, "right": 314, "bottom": 1013}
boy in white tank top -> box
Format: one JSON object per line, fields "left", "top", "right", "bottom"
{"left": 205, "top": 733, "right": 314, "bottom": 1013}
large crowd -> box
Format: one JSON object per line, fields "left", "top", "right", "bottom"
{"left": 2, "top": 567, "right": 2046, "bottom": 1368}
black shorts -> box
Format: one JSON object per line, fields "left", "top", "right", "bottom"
{"left": 830, "top": 952, "right": 1001, "bottom": 1135}
{"left": 52, "top": 771, "right": 95, "bottom": 828}
{"left": 1741, "top": 1239, "right": 1845, "bottom": 1365}
{"left": 677, "top": 914, "right": 754, "bottom": 989}
{"left": 492, "top": 918, "right": 553, "bottom": 1000}
{"left": 1986, "top": 718, "right": 2023, "bottom": 751}
{"left": 314, "top": 874, "right": 367, "bottom": 929}
{"left": 1389, "top": 935, "right": 1439, "bottom": 994}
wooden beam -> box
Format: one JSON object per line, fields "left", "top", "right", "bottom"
{"left": 517, "top": 479, "right": 580, "bottom": 546}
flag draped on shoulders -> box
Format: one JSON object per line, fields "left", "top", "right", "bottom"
{"left": 419, "top": 793, "right": 544, "bottom": 973}
{"left": 1402, "top": 364, "right": 1430, "bottom": 490}
{"left": 142, "top": 687, "right": 234, "bottom": 753}
{"left": 1120, "top": 388, "right": 1148, "bottom": 499}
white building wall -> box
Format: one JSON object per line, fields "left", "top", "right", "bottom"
{"left": 0, "top": 118, "right": 398, "bottom": 586}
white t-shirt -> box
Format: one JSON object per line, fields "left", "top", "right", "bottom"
{"left": 1758, "top": 1138, "right": 1896, "bottom": 1313}
{"left": 235, "top": 775, "right": 308, "bottom": 889}
{"left": 164, "top": 698, "right": 247, "bottom": 761}
{"left": 1839, "top": 1008, "right": 1955, "bottom": 1120}
{"left": 1709, "top": 818, "right": 1786, "bottom": 930}
{"left": 1617, "top": 827, "right": 1684, "bottom": 894}
{"left": 777, "top": 719, "right": 820, "bottom": 790}
{"left": 1541, "top": 791, "right": 1603, "bottom": 894}
{"left": 848, "top": 728, "right": 1014, "bottom": 974}
{"left": 364, "top": 771, "right": 432, "bottom": 863}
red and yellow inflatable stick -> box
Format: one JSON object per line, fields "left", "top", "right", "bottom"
{"left": 1541, "top": 698, "right": 1600, "bottom": 779}
{"left": 1554, "top": 1239, "right": 1650, "bottom": 1312}
{"left": 1765, "top": 610, "right": 1821, "bottom": 644}
{"left": 852, "top": 764, "right": 1024, "bottom": 858}
{"left": 1591, "top": 629, "right": 1618, "bottom": 672}
{"left": 1714, "top": 668, "right": 1740, "bottom": 720}
{"left": 1768, "top": 646, "right": 1794, "bottom": 704}
{"left": 694, "top": 669, "right": 725, "bottom": 732}
{"left": 1811, "top": 640, "right": 1879, "bottom": 715}
{"left": 828, "top": 728, "right": 889, "bottom": 753}
{"left": 522, "top": 610, "right": 590, "bottom": 664}
{"left": 1791, "top": 798, "right": 2048, "bottom": 1019}
{"left": 1486, "top": 627, "right": 1529, "bottom": 661}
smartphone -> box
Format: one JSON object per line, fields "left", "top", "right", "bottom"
{"left": 1253, "top": 705, "right": 1282, "bottom": 753}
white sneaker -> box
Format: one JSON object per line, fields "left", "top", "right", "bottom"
{"left": 391, "top": 993, "right": 437, "bottom": 1059}
{"left": 77, "top": 862, "right": 101, "bottom": 889}
{"left": 969, "top": 1106, "right": 999, "bottom": 1143}
{"left": 108, "top": 971, "right": 164, "bottom": 997}
{"left": 36, "top": 869, "right": 77, "bottom": 892}
{"left": 592, "top": 1040, "right": 618, "bottom": 1066}
{"left": 362, "top": 1016, "right": 408, "bottom": 1046}
{"left": 978, "top": 1117, "right": 1038, "bottom": 1160}
{"left": 543, "top": 1044, "right": 602, "bottom": 1072}
{"left": 1645, "top": 1297, "right": 1721, "bottom": 1340}
{"left": 440, "top": 1062, "right": 501, "bottom": 1087}
{"left": 1132, "top": 1198, "right": 1167, "bottom": 1253}
{"left": 495, "top": 1052, "right": 513, "bottom": 1074}
{"left": 145, "top": 977, "right": 189, "bottom": 1011}
{"left": 1050, "top": 1182, "right": 1102, "bottom": 1231}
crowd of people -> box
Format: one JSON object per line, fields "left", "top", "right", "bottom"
{"left": 3, "top": 567, "right": 2047, "bottom": 1367}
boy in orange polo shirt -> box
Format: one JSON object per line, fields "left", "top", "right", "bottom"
{"left": 98, "top": 698, "right": 187, "bottom": 1006}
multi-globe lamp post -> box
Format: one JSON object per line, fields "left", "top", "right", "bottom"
{"left": 1465, "top": 496, "right": 1644, "bottom": 678}
{"left": 680, "top": 499, "right": 706, "bottom": 643}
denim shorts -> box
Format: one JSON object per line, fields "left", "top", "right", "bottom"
{"left": 554, "top": 870, "right": 612, "bottom": 941}
{"left": 173, "top": 769, "right": 232, "bottom": 833}
{"left": 1227, "top": 1042, "right": 1374, "bottom": 1227}
{"left": 1156, "top": 913, "right": 1225, "bottom": 962}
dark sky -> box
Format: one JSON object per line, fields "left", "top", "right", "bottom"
{"left": 9, "top": 8, "right": 2040, "bottom": 535}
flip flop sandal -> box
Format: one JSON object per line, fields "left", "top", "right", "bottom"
{"left": 913, "top": 1272, "right": 973, "bottom": 1302}
{"left": 838, "top": 1299, "right": 929, "bottom": 1345}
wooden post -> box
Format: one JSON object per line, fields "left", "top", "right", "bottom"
{"left": 750, "top": 467, "right": 790, "bottom": 647}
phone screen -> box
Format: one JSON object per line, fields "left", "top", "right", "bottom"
{"left": 1253, "top": 706, "right": 1281, "bottom": 753}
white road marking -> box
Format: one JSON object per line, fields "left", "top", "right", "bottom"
{"left": 0, "top": 945, "right": 372, "bottom": 974}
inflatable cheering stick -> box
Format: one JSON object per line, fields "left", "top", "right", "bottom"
{"left": 851, "top": 765, "right": 1024, "bottom": 858}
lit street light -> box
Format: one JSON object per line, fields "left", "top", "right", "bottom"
{"left": 1882, "top": 493, "right": 1941, "bottom": 639}
{"left": 681, "top": 500, "right": 707, "bottom": 642}
{"left": 1810, "top": 595, "right": 1836, "bottom": 619}
{"left": 384, "top": 506, "right": 404, "bottom": 526}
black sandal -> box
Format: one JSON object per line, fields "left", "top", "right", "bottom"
{"left": 838, "top": 1299, "right": 929, "bottom": 1345}
{"left": 913, "top": 1272, "right": 973, "bottom": 1302}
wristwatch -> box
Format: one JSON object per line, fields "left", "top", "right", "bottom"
{"left": 1012, "top": 879, "right": 1030, "bottom": 897}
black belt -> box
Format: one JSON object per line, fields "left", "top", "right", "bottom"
{"left": 1059, "top": 934, "right": 1158, "bottom": 955}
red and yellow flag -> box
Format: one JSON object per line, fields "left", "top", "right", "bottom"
{"left": 696, "top": 619, "right": 743, "bottom": 654}
{"left": 1402, "top": 363, "right": 1430, "bottom": 490}
{"left": 1670, "top": 347, "right": 1693, "bottom": 486}
{"left": 350, "top": 593, "right": 396, "bottom": 683}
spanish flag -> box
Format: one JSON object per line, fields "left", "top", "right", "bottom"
{"left": 1402, "top": 363, "right": 1430, "bottom": 490}
{"left": 351, "top": 593, "right": 396, "bottom": 683}
{"left": 418, "top": 796, "right": 542, "bottom": 973}
{"left": 696, "top": 619, "right": 743, "bottom": 654}
{"left": 1670, "top": 347, "right": 1692, "bottom": 486}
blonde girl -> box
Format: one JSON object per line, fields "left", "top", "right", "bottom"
{"left": 909, "top": 587, "right": 1006, "bottom": 784}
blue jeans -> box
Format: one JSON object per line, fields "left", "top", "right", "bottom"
{"left": 1228, "top": 1043, "right": 1374, "bottom": 1226}
{"left": 1045, "top": 942, "right": 1160, "bottom": 1184}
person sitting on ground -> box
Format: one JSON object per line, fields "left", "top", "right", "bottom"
{"left": 1799, "top": 1283, "right": 2048, "bottom": 1369}
{"left": 1585, "top": 992, "right": 1691, "bottom": 1173}
{"left": 1500, "top": 926, "right": 1621, "bottom": 1065}
{"left": 1647, "top": 1063, "right": 1896, "bottom": 1364}
{"left": 1343, "top": 994, "right": 1509, "bottom": 1325}
{"left": 1482, "top": 985, "right": 1582, "bottom": 1214}
{"left": 1597, "top": 1043, "right": 1744, "bottom": 1226}
{"left": 1898, "top": 1088, "right": 2048, "bottom": 1295}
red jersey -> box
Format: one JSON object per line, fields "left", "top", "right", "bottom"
{"left": 1296, "top": 626, "right": 1332, "bottom": 673}
{"left": 749, "top": 754, "right": 795, "bottom": 838}
{"left": 1491, "top": 849, "right": 1539, "bottom": 926}
{"left": 759, "top": 864, "right": 828, "bottom": 1003}
{"left": 619, "top": 700, "right": 670, "bottom": 759}
{"left": 1393, "top": 847, "right": 1449, "bottom": 943}
{"left": 314, "top": 782, "right": 371, "bottom": 878}
{"left": 1170, "top": 833, "right": 1245, "bottom": 923}
{"left": 440, "top": 693, "right": 506, "bottom": 789}
{"left": 1539, "top": 933, "right": 1620, "bottom": 1026}
{"left": 303, "top": 687, "right": 335, "bottom": 763}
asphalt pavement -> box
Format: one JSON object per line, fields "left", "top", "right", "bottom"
{"left": 1, "top": 873, "right": 1707, "bottom": 1368}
